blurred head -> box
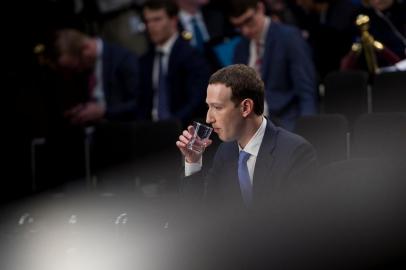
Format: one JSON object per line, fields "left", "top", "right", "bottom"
{"left": 177, "top": 0, "right": 210, "bottom": 7}
{"left": 143, "top": 0, "right": 179, "bottom": 46}
{"left": 365, "top": 0, "right": 394, "bottom": 10}
{"left": 206, "top": 64, "right": 264, "bottom": 142}
{"left": 228, "top": 0, "right": 266, "bottom": 41}
{"left": 54, "top": 29, "right": 96, "bottom": 73}
{"left": 295, "top": 0, "right": 316, "bottom": 12}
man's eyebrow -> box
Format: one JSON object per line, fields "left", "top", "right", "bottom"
{"left": 206, "top": 102, "right": 223, "bottom": 106}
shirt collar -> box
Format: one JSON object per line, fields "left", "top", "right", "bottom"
{"left": 95, "top": 38, "right": 103, "bottom": 58}
{"left": 156, "top": 32, "right": 179, "bottom": 55}
{"left": 179, "top": 9, "right": 203, "bottom": 24}
{"left": 239, "top": 117, "right": 267, "bottom": 157}
{"left": 259, "top": 16, "right": 271, "bottom": 45}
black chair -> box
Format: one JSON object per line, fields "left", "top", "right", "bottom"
{"left": 322, "top": 71, "right": 369, "bottom": 126}
{"left": 91, "top": 120, "right": 182, "bottom": 194}
{"left": 31, "top": 129, "right": 88, "bottom": 193}
{"left": 351, "top": 112, "right": 406, "bottom": 159}
{"left": 294, "top": 114, "right": 349, "bottom": 165}
{"left": 371, "top": 71, "right": 406, "bottom": 113}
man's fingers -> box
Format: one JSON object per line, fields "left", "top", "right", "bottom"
{"left": 182, "top": 130, "right": 192, "bottom": 139}
{"left": 187, "top": 125, "right": 195, "bottom": 134}
{"left": 204, "top": 139, "right": 213, "bottom": 147}
{"left": 178, "top": 134, "right": 190, "bottom": 144}
{"left": 176, "top": 140, "right": 187, "bottom": 148}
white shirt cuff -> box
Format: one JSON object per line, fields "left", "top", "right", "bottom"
{"left": 185, "top": 157, "right": 202, "bottom": 176}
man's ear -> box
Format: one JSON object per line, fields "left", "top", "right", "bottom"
{"left": 241, "top": 99, "right": 254, "bottom": 117}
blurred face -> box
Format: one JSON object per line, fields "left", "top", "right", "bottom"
{"left": 230, "top": 3, "right": 266, "bottom": 41}
{"left": 180, "top": 0, "right": 209, "bottom": 5}
{"left": 368, "top": 0, "right": 393, "bottom": 10}
{"left": 143, "top": 8, "right": 177, "bottom": 46}
{"left": 58, "top": 53, "right": 81, "bottom": 71}
{"left": 295, "top": 0, "right": 315, "bottom": 12}
{"left": 206, "top": 83, "right": 245, "bottom": 142}
{"left": 57, "top": 42, "right": 94, "bottom": 73}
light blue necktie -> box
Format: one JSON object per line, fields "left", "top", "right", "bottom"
{"left": 157, "top": 51, "right": 171, "bottom": 120}
{"left": 191, "top": 17, "right": 204, "bottom": 52}
{"left": 238, "top": 150, "right": 252, "bottom": 206}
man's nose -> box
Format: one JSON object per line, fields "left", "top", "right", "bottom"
{"left": 206, "top": 109, "right": 213, "bottom": 124}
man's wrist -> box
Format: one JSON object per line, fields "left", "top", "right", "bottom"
{"left": 185, "top": 156, "right": 202, "bottom": 176}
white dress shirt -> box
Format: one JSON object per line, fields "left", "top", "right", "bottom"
{"left": 92, "top": 38, "right": 106, "bottom": 108}
{"left": 185, "top": 117, "right": 267, "bottom": 186}
{"left": 248, "top": 17, "right": 270, "bottom": 117}
{"left": 248, "top": 17, "right": 270, "bottom": 70}
{"left": 152, "top": 32, "right": 178, "bottom": 121}
{"left": 179, "top": 9, "right": 210, "bottom": 47}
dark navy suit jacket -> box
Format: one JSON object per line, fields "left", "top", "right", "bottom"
{"left": 138, "top": 36, "right": 210, "bottom": 125}
{"left": 233, "top": 22, "right": 318, "bottom": 130}
{"left": 185, "top": 120, "right": 318, "bottom": 208}
{"left": 178, "top": 6, "right": 237, "bottom": 72}
{"left": 101, "top": 40, "right": 140, "bottom": 121}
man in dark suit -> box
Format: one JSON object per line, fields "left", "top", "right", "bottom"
{"left": 28, "top": 29, "right": 140, "bottom": 189}
{"left": 230, "top": 0, "right": 318, "bottom": 131}
{"left": 139, "top": 0, "right": 211, "bottom": 125}
{"left": 176, "top": 64, "right": 318, "bottom": 209}
{"left": 176, "top": 0, "right": 237, "bottom": 71}
{"left": 53, "top": 28, "right": 140, "bottom": 124}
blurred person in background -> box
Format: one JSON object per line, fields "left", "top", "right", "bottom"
{"left": 139, "top": 0, "right": 210, "bottom": 126}
{"left": 229, "top": 0, "right": 317, "bottom": 131}
{"left": 340, "top": 0, "right": 406, "bottom": 71}
{"left": 52, "top": 28, "right": 140, "bottom": 125}
{"left": 293, "top": 0, "right": 357, "bottom": 79}
{"left": 176, "top": 0, "right": 237, "bottom": 70}
{"left": 27, "top": 28, "right": 141, "bottom": 189}
{"left": 359, "top": 0, "right": 406, "bottom": 60}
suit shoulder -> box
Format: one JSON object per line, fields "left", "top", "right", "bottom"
{"left": 103, "top": 40, "right": 139, "bottom": 64}
{"left": 276, "top": 126, "right": 313, "bottom": 149}
{"left": 172, "top": 35, "right": 197, "bottom": 54}
{"left": 213, "top": 141, "right": 238, "bottom": 160}
{"left": 271, "top": 22, "right": 302, "bottom": 38}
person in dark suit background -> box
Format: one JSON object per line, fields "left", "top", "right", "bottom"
{"left": 358, "top": 0, "right": 406, "bottom": 61}
{"left": 28, "top": 28, "right": 140, "bottom": 190}
{"left": 292, "top": 0, "right": 357, "bottom": 79}
{"left": 230, "top": 0, "right": 318, "bottom": 131}
{"left": 176, "top": 64, "right": 318, "bottom": 209}
{"left": 139, "top": 0, "right": 211, "bottom": 126}
{"left": 176, "top": 0, "right": 237, "bottom": 71}
{"left": 52, "top": 28, "right": 140, "bottom": 125}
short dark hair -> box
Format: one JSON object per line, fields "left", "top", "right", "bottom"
{"left": 209, "top": 64, "right": 264, "bottom": 115}
{"left": 142, "top": 0, "right": 179, "bottom": 18}
{"left": 54, "top": 29, "right": 88, "bottom": 58}
{"left": 228, "top": 0, "right": 260, "bottom": 18}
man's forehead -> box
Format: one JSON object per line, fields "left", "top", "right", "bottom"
{"left": 230, "top": 8, "right": 255, "bottom": 23}
{"left": 206, "top": 83, "right": 232, "bottom": 102}
{"left": 144, "top": 8, "right": 166, "bottom": 18}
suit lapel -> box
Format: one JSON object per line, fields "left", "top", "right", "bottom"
{"left": 101, "top": 40, "right": 111, "bottom": 102}
{"left": 167, "top": 36, "right": 180, "bottom": 82}
{"left": 223, "top": 142, "right": 242, "bottom": 203}
{"left": 253, "top": 120, "right": 278, "bottom": 196}
{"left": 261, "top": 24, "right": 277, "bottom": 81}
{"left": 143, "top": 48, "right": 156, "bottom": 96}
{"left": 235, "top": 38, "right": 250, "bottom": 65}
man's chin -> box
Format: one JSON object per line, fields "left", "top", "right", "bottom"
{"left": 219, "top": 135, "right": 233, "bottom": 142}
